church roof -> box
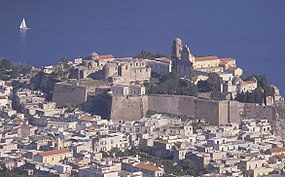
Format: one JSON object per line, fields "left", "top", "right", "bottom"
{"left": 225, "top": 67, "right": 238, "bottom": 71}
{"left": 38, "top": 148, "right": 70, "bottom": 157}
{"left": 220, "top": 57, "right": 235, "bottom": 61}
{"left": 195, "top": 56, "right": 219, "bottom": 62}
{"left": 98, "top": 54, "right": 114, "bottom": 59}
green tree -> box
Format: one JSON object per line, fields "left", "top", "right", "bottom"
{"left": 53, "top": 57, "right": 72, "bottom": 80}
{"left": 197, "top": 73, "right": 222, "bottom": 93}
{"left": 246, "top": 91, "right": 256, "bottom": 103}
{"left": 186, "top": 73, "right": 198, "bottom": 85}
{"left": 135, "top": 50, "right": 168, "bottom": 59}
{"left": 211, "top": 89, "right": 226, "bottom": 101}
{"left": 206, "top": 72, "right": 222, "bottom": 91}
{"left": 264, "top": 85, "right": 275, "bottom": 97}
{"left": 245, "top": 74, "right": 268, "bottom": 89}
{"left": 147, "top": 73, "right": 198, "bottom": 97}
{"left": 137, "top": 50, "right": 154, "bottom": 59}
{"left": 180, "top": 160, "right": 198, "bottom": 176}
{"left": 0, "top": 59, "right": 31, "bottom": 80}
{"left": 159, "top": 72, "right": 179, "bottom": 83}
{"left": 197, "top": 80, "right": 211, "bottom": 92}
{"left": 254, "top": 87, "right": 263, "bottom": 105}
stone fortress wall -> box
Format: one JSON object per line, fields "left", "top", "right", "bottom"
{"left": 52, "top": 82, "right": 87, "bottom": 107}
{"left": 148, "top": 95, "right": 225, "bottom": 125}
{"left": 52, "top": 82, "right": 277, "bottom": 125}
{"left": 110, "top": 95, "right": 148, "bottom": 123}
{"left": 111, "top": 94, "right": 277, "bottom": 125}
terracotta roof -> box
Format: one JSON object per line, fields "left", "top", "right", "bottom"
{"left": 80, "top": 115, "right": 96, "bottom": 121}
{"left": 38, "top": 148, "right": 71, "bottom": 157}
{"left": 275, "top": 155, "right": 285, "bottom": 160}
{"left": 269, "top": 147, "right": 285, "bottom": 153}
{"left": 135, "top": 163, "right": 161, "bottom": 172}
{"left": 156, "top": 140, "right": 169, "bottom": 145}
{"left": 195, "top": 56, "right": 219, "bottom": 62}
{"left": 220, "top": 57, "right": 235, "bottom": 61}
{"left": 175, "top": 141, "right": 183, "bottom": 148}
{"left": 219, "top": 61, "right": 229, "bottom": 65}
{"left": 86, "top": 127, "right": 97, "bottom": 131}
{"left": 98, "top": 54, "right": 114, "bottom": 59}
{"left": 242, "top": 81, "right": 257, "bottom": 85}
{"left": 0, "top": 96, "right": 6, "bottom": 99}
{"left": 74, "top": 158, "right": 82, "bottom": 163}
{"left": 225, "top": 67, "right": 238, "bottom": 71}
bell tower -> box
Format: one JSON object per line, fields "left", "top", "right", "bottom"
{"left": 171, "top": 38, "right": 183, "bottom": 73}
{"left": 181, "top": 45, "right": 195, "bottom": 65}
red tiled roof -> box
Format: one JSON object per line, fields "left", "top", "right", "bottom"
{"left": 156, "top": 140, "right": 169, "bottom": 144}
{"left": 80, "top": 115, "right": 96, "bottom": 121}
{"left": 220, "top": 57, "right": 235, "bottom": 61}
{"left": 269, "top": 147, "right": 285, "bottom": 153}
{"left": 195, "top": 56, "right": 219, "bottom": 62}
{"left": 98, "top": 54, "right": 114, "bottom": 59}
{"left": 38, "top": 148, "right": 71, "bottom": 157}
{"left": 74, "top": 158, "right": 82, "bottom": 163}
{"left": 275, "top": 155, "right": 285, "bottom": 160}
{"left": 242, "top": 81, "right": 257, "bottom": 85}
{"left": 135, "top": 163, "right": 161, "bottom": 172}
{"left": 219, "top": 61, "right": 229, "bottom": 65}
{"left": 225, "top": 67, "right": 238, "bottom": 71}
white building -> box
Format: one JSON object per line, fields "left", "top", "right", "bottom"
{"left": 111, "top": 85, "right": 145, "bottom": 96}
{"left": 239, "top": 80, "right": 257, "bottom": 93}
{"left": 93, "top": 132, "right": 130, "bottom": 153}
{"left": 148, "top": 57, "right": 172, "bottom": 76}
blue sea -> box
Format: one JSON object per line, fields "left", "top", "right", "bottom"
{"left": 0, "top": 0, "right": 285, "bottom": 93}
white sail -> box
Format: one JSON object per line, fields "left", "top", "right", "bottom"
{"left": 19, "top": 18, "right": 29, "bottom": 29}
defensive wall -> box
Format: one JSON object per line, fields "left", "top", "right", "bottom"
{"left": 243, "top": 103, "right": 277, "bottom": 121}
{"left": 110, "top": 95, "right": 148, "bottom": 123}
{"left": 110, "top": 94, "right": 277, "bottom": 125}
{"left": 51, "top": 82, "right": 277, "bottom": 125}
{"left": 52, "top": 82, "right": 87, "bottom": 107}
{"left": 52, "top": 80, "right": 112, "bottom": 108}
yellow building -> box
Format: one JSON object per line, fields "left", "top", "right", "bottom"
{"left": 133, "top": 162, "right": 164, "bottom": 177}
{"left": 219, "top": 57, "right": 236, "bottom": 68}
{"left": 225, "top": 67, "right": 243, "bottom": 76}
{"left": 34, "top": 148, "right": 73, "bottom": 165}
{"left": 194, "top": 56, "right": 220, "bottom": 70}
{"left": 244, "top": 167, "right": 274, "bottom": 177}
{"left": 239, "top": 80, "right": 257, "bottom": 93}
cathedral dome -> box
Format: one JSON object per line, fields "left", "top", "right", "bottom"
{"left": 89, "top": 52, "right": 98, "bottom": 60}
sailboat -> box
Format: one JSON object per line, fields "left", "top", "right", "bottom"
{"left": 19, "top": 18, "right": 30, "bottom": 30}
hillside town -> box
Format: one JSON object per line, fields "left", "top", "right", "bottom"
{"left": 0, "top": 38, "right": 285, "bottom": 177}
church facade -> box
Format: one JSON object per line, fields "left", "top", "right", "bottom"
{"left": 171, "top": 38, "right": 238, "bottom": 77}
{"left": 171, "top": 38, "right": 195, "bottom": 77}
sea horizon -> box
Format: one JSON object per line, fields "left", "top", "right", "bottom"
{"left": 0, "top": 0, "right": 284, "bottom": 93}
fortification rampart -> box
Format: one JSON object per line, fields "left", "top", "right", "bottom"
{"left": 52, "top": 83, "right": 87, "bottom": 107}
{"left": 110, "top": 95, "right": 148, "bottom": 123}
{"left": 243, "top": 103, "right": 277, "bottom": 121}
{"left": 110, "top": 94, "right": 277, "bottom": 125}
